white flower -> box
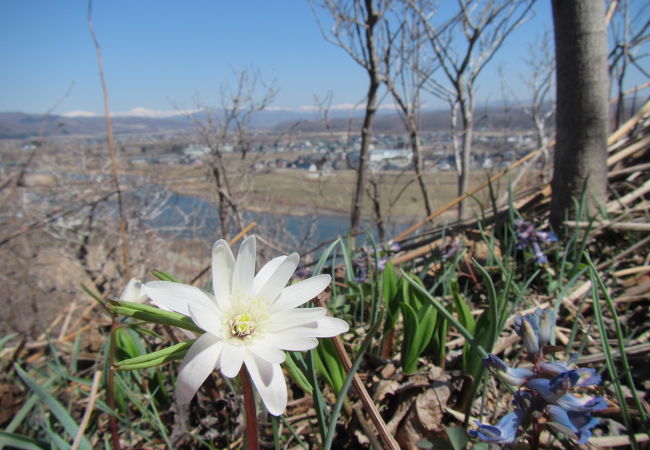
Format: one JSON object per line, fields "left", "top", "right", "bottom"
{"left": 144, "top": 235, "right": 349, "bottom": 415}
{"left": 119, "top": 278, "right": 147, "bottom": 303}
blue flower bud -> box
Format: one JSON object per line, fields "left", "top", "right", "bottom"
{"left": 514, "top": 314, "right": 541, "bottom": 355}
{"left": 469, "top": 410, "right": 525, "bottom": 444}
{"left": 537, "top": 308, "right": 555, "bottom": 347}
{"left": 483, "top": 354, "right": 535, "bottom": 386}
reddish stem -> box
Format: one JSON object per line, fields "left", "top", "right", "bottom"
{"left": 239, "top": 367, "right": 260, "bottom": 450}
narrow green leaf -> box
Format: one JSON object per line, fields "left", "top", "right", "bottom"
{"left": 81, "top": 284, "right": 104, "bottom": 305}
{"left": 451, "top": 280, "right": 475, "bottom": 333}
{"left": 445, "top": 426, "right": 469, "bottom": 450}
{"left": 314, "top": 238, "right": 341, "bottom": 276}
{"left": 306, "top": 348, "right": 328, "bottom": 447}
{"left": 0, "top": 431, "right": 47, "bottom": 450}
{"left": 115, "top": 327, "right": 141, "bottom": 360}
{"left": 587, "top": 253, "right": 647, "bottom": 434}
{"left": 381, "top": 262, "right": 399, "bottom": 305}
{"left": 0, "top": 333, "right": 18, "bottom": 352}
{"left": 338, "top": 239, "right": 355, "bottom": 284}
{"left": 285, "top": 352, "right": 313, "bottom": 395}
{"left": 151, "top": 270, "right": 181, "bottom": 282}
{"left": 42, "top": 425, "right": 69, "bottom": 450}
{"left": 315, "top": 338, "right": 345, "bottom": 392}
{"left": 14, "top": 365, "right": 92, "bottom": 450}
{"left": 323, "top": 316, "right": 382, "bottom": 450}
{"left": 4, "top": 379, "right": 55, "bottom": 433}
{"left": 107, "top": 300, "right": 203, "bottom": 333}
{"left": 415, "top": 305, "right": 436, "bottom": 357}
{"left": 402, "top": 271, "right": 484, "bottom": 355}
{"left": 115, "top": 340, "right": 194, "bottom": 370}
{"left": 400, "top": 302, "right": 420, "bottom": 374}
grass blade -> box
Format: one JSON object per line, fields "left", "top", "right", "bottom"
{"left": 323, "top": 318, "right": 382, "bottom": 450}
{"left": 15, "top": 365, "right": 92, "bottom": 450}
{"left": 0, "top": 431, "right": 47, "bottom": 450}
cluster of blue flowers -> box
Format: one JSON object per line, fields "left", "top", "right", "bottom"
{"left": 515, "top": 220, "right": 557, "bottom": 264}
{"left": 353, "top": 241, "right": 400, "bottom": 283}
{"left": 470, "top": 308, "right": 606, "bottom": 446}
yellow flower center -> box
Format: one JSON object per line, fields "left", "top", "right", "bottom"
{"left": 231, "top": 313, "right": 255, "bottom": 337}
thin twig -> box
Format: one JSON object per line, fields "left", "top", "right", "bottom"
{"left": 87, "top": 0, "right": 129, "bottom": 279}
{"left": 328, "top": 334, "right": 400, "bottom": 450}
{"left": 392, "top": 147, "right": 543, "bottom": 242}
{"left": 71, "top": 370, "right": 103, "bottom": 450}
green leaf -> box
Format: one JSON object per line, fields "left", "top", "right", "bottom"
{"left": 400, "top": 301, "right": 420, "bottom": 374}
{"left": 14, "top": 365, "right": 92, "bottom": 450}
{"left": 151, "top": 270, "right": 181, "bottom": 282}
{"left": 0, "top": 333, "right": 18, "bottom": 352}
{"left": 313, "top": 238, "right": 340, "bottom": 276}
{"left": 4, "top": 379, "right": 55, "bottom": 433}
{"left": 0, "top": 431, "right": 47, "bottom": 449}
{"left": 445, "top": 426, "right": 469, "bottom": 450}
{"left": 315, "top": 338, "right": 346, "bottom": 393}
{"left": 114, "top": 340, "right": 195, "bottom": 370}
{"left": 323, "top": 316, "right": 383, "bottom": 450}
{"left": 115, "top": 327, "right": 141, "bottom": 360}
{"left": 462, "top": 262, "right": 500, "bottom": 378}
{"left": 451, "top": 280, "right": 475, "bottom": 333}
{"left": 414, "top": 305, "right": 436, "bottom": 356}
{"left": 107, "top": 300, "right": 203, "bottom": 333}
{"left": 381, "top": 262, "right": 399, "bottom": 306}
{"left": 401, "top": 270, "right": 485, "bottom": 357}
{"left": 285, "top": 352, "right": 313, "bottom": 395}
{"left": 339, "top": 239, "right": 356, "bottom": 285}
{"left": 385, "top": 276, "right": 407, "bottom": 331}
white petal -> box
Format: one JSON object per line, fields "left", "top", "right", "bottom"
{"left": 244, "top": 352, "right": 287, "bottom": 416}
{"left": 252, "top": 256, "right": 286, "bottom": 295}
{"left": 176, "top": 334, "right": 223, "bottom": 405}
{"left": 248, "top": 341, "right": 286, "bottom": 364}
{"left": 119, "top": 278, "right": 147, "bottom": 303}
{"left": 266, "top": 308, "right": 327, "bottom": 333}
{"left": 266, "top": 331, "right": 319, "bottom": 351}
{"left": 220, "top": 342, "right": 245, "bottom": 378}
{"left": 285, "top": 317, "right": 349, "bottom": 338}
{"left": 269, "top": 275, "right": 331, "bottom": 313}
{"left": 212, "top": 239, "right": 235, "bottom": 310}
{"left": 188, "top": 303, "right": 223, "bottom": 337}
{"left": 233, "top": 236, "right": 256, "bottom": 295}
{"left": 144, "top": 281, "right": 216, "bottom": 316}
{"left": 256, "top": 253, "right": 299, "bottom": 302}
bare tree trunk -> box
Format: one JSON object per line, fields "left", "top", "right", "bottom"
{"left": 458, "top": 97, "right": 473, "bottom": 220}
{"left": 550, "top": 0, "right": 609, "bottom": 230}
{"left": 367, "top": 176, "right": 385, "bottom": 242}
{"left": 350, "top": 0, "right": 383, "bottom": 237}
{"left": 409, "top": 124, "right": 432, "bottom": 217}
{"left": 351, "top": 77, "right": 380, "bottom": 235}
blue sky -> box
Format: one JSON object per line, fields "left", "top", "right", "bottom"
{"left": 0, "top": 1, "right": 572, "bottom": 116}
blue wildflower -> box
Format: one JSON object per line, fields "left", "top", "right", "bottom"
{"left": 515, "top": 220, "right": 556, "bottom": 264}
{"left": 469, "top": 410, "right": 525, "bottom": 444}
{"left": 546, "top": 405, "right": 599, "bottom": 444}
{"left": 526, "top": 372, "right": 579, "bottom": 402}
{"left": 484, "top": 354, "right": 535, "bottom": 386}
{"left": 556, "top": 394, "right": 608, "bottom": 413}
{"left": 514, "top": 312, "right": 542, "bottom": 355}
{"left": 527, "top": 376, "right": 607, "bottom": 412}
{"left": 387, "top": 240, "right": 401, "bottom": 253}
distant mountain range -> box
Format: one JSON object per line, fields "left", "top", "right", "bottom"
{"left": 0, "top": 104, "right": 543, "bottom": 140}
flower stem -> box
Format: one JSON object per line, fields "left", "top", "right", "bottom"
{"left": 240, "top": 367, "right": 260, "bottom": 450}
